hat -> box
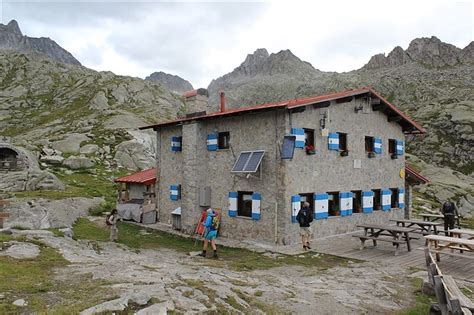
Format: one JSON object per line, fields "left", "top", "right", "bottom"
{"left": 206, "top": 208, "right": 213, "bottom": 214}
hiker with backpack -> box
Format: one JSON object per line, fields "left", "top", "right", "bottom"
{"left": 440, "top": 199, "right": 459, "bottom": 236}
{"left": 198, "top": 208, "right": 219, "bottom": 258}
{"left": 106, "top": 209, "right": 119, "bottom": 242}
{"left": 296, "top": 202, "right": 313, "bottom": 250}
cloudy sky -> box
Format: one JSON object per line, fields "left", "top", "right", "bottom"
{"left": 1, "top": 0, "right": 472, "bottom": 87}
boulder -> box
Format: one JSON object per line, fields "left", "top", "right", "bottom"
{"left": 40, "top": 155, "right": 64, "bottom": 165}
{"left": 79, "top": 144, "right": 99, "bottom": 155}
{"left": 51, "top": 134, "right": 90, "bottom": 154}
{"left": 0, "top": 170, "right": 64, "bottom": 191}
{"left": 89, "top": 91, "right": 109, "bottom": 111}
{"left": 63, "top": 156, "right": 94, "bottom": 170}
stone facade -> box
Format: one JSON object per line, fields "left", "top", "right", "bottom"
{"left": 154, "top": 96, "right": 409, "bottom": 245}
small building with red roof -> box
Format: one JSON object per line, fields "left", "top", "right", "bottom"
{"left": 141, "top": 87, "right": 426, "bottom": 244}
{"left": 114, "top": 168, "right": 157, "bottom": 223}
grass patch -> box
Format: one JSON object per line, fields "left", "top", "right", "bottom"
{"left": 394, "top": 278, "right": 435, "bottom": 315}
{"left": 10, "top": 225, "right": 30, "bottom": 230}
{"left": 47, "top": 228, "right": 65, "bottom": 237}
{"left": 72, "top": 218, "right": 351, "bottom": 272}
{"left": 73, "top": 218, "right": 109, "bottom": 242}
{"left": 231, "top": 288, "right": 283, "bottom": 314}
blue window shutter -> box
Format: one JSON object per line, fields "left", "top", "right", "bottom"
{"left": 362, "top": 191, "right": 374, "bottom": 213}
{"left": 328, "top": 133, "right": 339, "bottom": 151}
{"left": 228, "top": 192, "right": 237, "bottom": 217}
{"left": 291, "top": 195, "right": 301, "bottom": 223}
{"left": 251, "top": 193, "right": 261, "bottom": 220}
{"left": 396, "top": 140, "right": 404, "bottom": 156}
{"left": 374, "top": 137, "right": 382, "bottom": 154}
{"left": 340, "top": 192, "right": 353, "bottom": 216}
{"left": 398, "top": 188, "right": 405, "bottom": 209}
{"left": 314, "top": 193, "right": 328, "bottom": 220}
{"left": 207, "top": 134, "right": 217, "bottom": 151}
{"left": 171, "top": 136, "right": 182, "bottom": 152}
{"left": 170, "top": 185, "right": 180, "bottom": 201}
{"left": 291, "top": 128, "right": 305, "bottom": 148}
{"left": 381, "top": 189, "right": 391, "bottom": 210}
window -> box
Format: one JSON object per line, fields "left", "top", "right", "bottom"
{"left": 372, "top": 189, "right": 381, "bottom": 210}
{"left": 304, "top": 128, "right": 314, "bottom": 147}
{"left": 237, "top": 191, "right": 253, "bottom": 217}
{"left": 351, "top": 190, "right": 362, "bottom": 213}
{"left": 218, "top": 132, "right": 230, "bottom": 150}
{"left": 390, "top": 188, "right": 399, "bottom": 208}
{"left": 338, "top": 132, "right": 348, "bottom": 155}
{"left": 365, "top": 136, "right": 375, "bottom": 153}
{"left": 388, "top": 139, "right": 396, "bottom": 155}
{"left": 299, "top": 193, "right": 314, "bottom": 214}
{"left": 328, "top": 191, "right": 340, "bottom": 216}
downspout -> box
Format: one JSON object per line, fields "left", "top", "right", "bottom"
{"left": 155, "top": 127, "right": 161, "bottom": 221}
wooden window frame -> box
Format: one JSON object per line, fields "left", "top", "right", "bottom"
{"left": 351, "top": 190, "right": 362, "bottom": 213}
{"left": 365, "top": 136, "right": 375, "bottom": 153}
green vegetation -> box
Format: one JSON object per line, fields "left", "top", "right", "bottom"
{"left": 395, "top": 278, "right": 435, "bottom": 315}
{"left": 0, "top": 238, "right": 115, "bottom": 313}
{"left": 72, "top": 218, "right": 351, "bottom": 271}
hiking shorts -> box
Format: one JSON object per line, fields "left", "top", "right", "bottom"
{"left": 299, "top": 226, "right": 312, "bottom": 238}
{"left": 204, "top": 230, "right": 217, "bottom": 240}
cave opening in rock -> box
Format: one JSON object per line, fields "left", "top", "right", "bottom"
{"left": 0, "top": 147, "right": 19, "bottom": 170}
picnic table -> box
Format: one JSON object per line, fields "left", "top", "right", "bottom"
{"left": 449, "top": 228, "right": 474, "bottom": 240}
{"left": 390, "top": 219, "right": 441, "bottom": 244}
{"left": 424, "top": 234, "right": 474, "bottom": 262}
{"left": 352, "top": 224, "right": 416, "bottom": 256}
{"left": 419, "top": 213, "right": 461, "bottom": 228}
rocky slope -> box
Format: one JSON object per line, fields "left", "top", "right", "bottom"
{"left": 0, "top": 20, "right": 81, "bottom": 65}
{"left": 207, "top": 37, "right": 474, "bottom": 217}
{"left": 145, "top": 71, "right": 193, "bottom": 94}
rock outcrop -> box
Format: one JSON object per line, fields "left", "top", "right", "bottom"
{"left": 363, "top": 36, "right": 469, "bottom": 69}
{"left": 0, "top": 20, "right": 81, "bottom": 65}
{"left": 145, "top": 71, "right": 193, "bottom": 94}
{"left": 6, "top": 197, "right": 104, "bottom": 229}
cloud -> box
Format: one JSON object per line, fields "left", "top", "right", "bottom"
{"left": 1, "top": 0, "right": 472, "bottom": 87}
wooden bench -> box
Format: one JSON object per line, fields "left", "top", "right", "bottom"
{"left": 424, "top": 248, "right": 474, "bottom": 315}
{"left": 425, "top": 234, "right": 474, "bottom": 261}
{"left": 420, "top": 213, "right": 461, "bottom": 228}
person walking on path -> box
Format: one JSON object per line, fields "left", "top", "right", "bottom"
{"left": 296, "top": 202, "right": 313, "bottom": 250}
{"left": 106, "top": 209, "right": 119, "bottom": 242}
{"left": 198, "top": 208, "right": 219, "bottom": 258}
{"left": 440, "top": 199, "right": 459, "bottom": 236}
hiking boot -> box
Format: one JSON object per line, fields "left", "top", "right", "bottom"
{"left": 213, "top": 252, "right": 218, "bottom": 259}
{"left": 197, "top": 251, "right": 206, "bottom": 257}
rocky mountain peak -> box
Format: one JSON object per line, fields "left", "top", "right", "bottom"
{"left": 4, "top": 20, "right": 22, "bottom": 37}
{"left": 145, "top": 71, "right": 193, "bottom": 94}
{"left": 363, "top": 36, "right": 470, "bottom": 69}
{"left": 0, "top": 19, "right": 81, "bottom": 65}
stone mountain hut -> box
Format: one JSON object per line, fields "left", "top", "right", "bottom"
{"left": 140, "top": 87, "right": 426, "bottom": 245}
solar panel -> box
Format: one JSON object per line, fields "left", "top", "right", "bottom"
{"left": 243, "top": 151, "right": 265, "bottom": 172}
{"left": 231, "top": 150, "right": 265, "bottom": 173}
{"left": 232, "top": 152, "right": 252, "bottom": 172}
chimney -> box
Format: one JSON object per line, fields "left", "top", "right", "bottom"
{"left": 182, "top": 88, "right": 208, "bottom": 117}
{"left": 219, "top": 90, "right": 226, "bottom": 113}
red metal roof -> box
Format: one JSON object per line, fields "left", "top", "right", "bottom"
{"left": 141, "top": 87, "right": 425, "bottom": 134}
{"left": 182, "top": 89, "right": 197, "bottom": 98}
{"left": 115, "top": 168, "right": 156, "bottom": 185}
{"left": 405, "top": 165, "right": 429, "bottom": 184}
